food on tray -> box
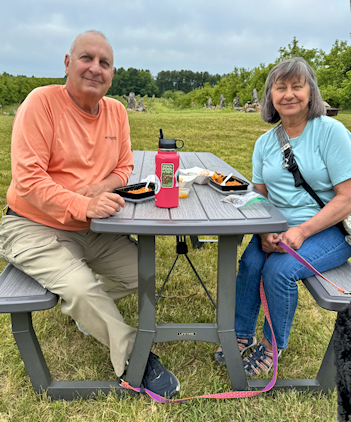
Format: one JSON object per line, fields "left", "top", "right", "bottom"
{"left": 211, "top": 172, "right": 242, "bottom": 186}
{"left": 225, "top": 180, "right": 242, "bottom": 186}
{"left": 211, "top": 172, "right": 224, "bottom": 184}
{"left": 127, "top": 187, "right": 152, "bottom": 194}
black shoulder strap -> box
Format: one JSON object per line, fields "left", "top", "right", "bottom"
{"left": 275, "top": 123, "right": 325, "bottom": 209}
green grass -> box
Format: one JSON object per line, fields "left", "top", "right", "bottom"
{"left": 1, "top": 106, "right": 351, "bottom": 421}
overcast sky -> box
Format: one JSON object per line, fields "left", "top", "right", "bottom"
{"left": 1, "top": 0, "right": 350, "bottom": 78}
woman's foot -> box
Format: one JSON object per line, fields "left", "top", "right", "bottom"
{"left": 243, "top": 343, "right": 281, "bottom": 376}
{"left": 214, "top": 337, "right": 257, "bottom": 366}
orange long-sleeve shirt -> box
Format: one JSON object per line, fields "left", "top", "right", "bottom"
{"left": 7, "top": 85, "right": 133, "bottom": 230}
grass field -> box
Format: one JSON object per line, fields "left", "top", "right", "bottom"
{"left": 0, "top": 104, "right": 350, "bottom": 421}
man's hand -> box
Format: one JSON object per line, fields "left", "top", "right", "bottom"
{"left": 259, "top": 232, "right": 282, "bottom": 253}
{"left": 76, "top": 183, "right": 105, "bottom": 198}
{"left": 86, "top": 192, "right": 125, "bottom": 218}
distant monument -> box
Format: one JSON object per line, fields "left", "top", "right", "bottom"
{"left": 208, "top": 98, "right": 212, "bottom": 108}
{"left": 251, "top": 89, "right": 260, "bottom": 104}
{"left": 219, "top": 94, "right": 226, "bottom": 108}
{"left": 123, "top": 93, "right": 136, "bottom": 110}
{"left": 136, "top": 99, "right": 146, "bottom": 112}
{"left": 233, "top": 95, "right": 241, "bottom": 108}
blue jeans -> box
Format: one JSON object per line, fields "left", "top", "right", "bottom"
{"left": 235, "top": 226, "right": 351, "bottom": 350}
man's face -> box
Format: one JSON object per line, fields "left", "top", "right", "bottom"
{"left": 64, "top": 33, "right": 115, "bottom": 105}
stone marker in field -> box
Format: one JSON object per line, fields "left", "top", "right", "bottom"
{"left": 251, "top": 88, "right": 260, "bottom": 103}
{"left": 123, "top": 93, "right": 136, "bottom": 110}
{"left": 136, "top": 99, "right": 146, "bottom": 112}
{"left": 244, "top": 100, "right": 260, "bottom": 113}
{"left": 208, "top": 98, "right": 212, "bottom": 108}
{"left": 219, "top": 94, "right": 226, "bottom": 108}
{"left": 233, "top": 96, "right": 240, "bottom": 108}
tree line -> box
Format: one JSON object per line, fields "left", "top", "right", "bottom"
{"left": 174, "top": 38, "right": 351, "bottom": 109}
{"left": 0, "top": 73, "right": 65, "bottom": 106}
{"left": 0, "top": 67, "right": 222, "bottom": 105}
{"left": 0, "top": 37, "right": 350, "bottom": 108}
{"left": 106, "top": 68, "right": 223, "bottom": 97}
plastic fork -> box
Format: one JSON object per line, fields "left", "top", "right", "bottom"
{"left": 220, "top": 173, "right": 233, "bottom": 186}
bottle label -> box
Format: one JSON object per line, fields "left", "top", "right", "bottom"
{"left": 161, "top": 163, "right": 174, "bottom": 188}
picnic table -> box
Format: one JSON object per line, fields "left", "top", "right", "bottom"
{"left": 91, "top": 150, "right": 288, "bottom": 391}
{"left": 2, "top": 150, "right": 347, "bottom": 399}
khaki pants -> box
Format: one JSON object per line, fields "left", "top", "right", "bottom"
{"left": 0, "top": 212, "right": 138, "bottom": 376}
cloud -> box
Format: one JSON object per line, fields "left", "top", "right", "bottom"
{"left": 0, "top": 0, "right": 350, "bottom": 77}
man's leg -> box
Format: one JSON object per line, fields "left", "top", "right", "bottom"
{"left": 0, "top": 216, "right": 136, "bottom": 377}
{"left": 85, "top": 233, "right": 138, "bottom": 302}
{"left": 85, "top": 230, "right": 180, "bottom": 398}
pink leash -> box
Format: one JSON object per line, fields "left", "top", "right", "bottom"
{"left": 278, "top": 241, "right": 351, "bottom": 294}
{"left": 121, "top": 240, "right": 348, "bottom": 402}
{"left": 120, "top": 278, "right": 278, "bottom": 402}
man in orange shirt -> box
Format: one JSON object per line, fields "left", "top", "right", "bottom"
{"left": 0, "top": 30, "right": 180, "bottom": 399}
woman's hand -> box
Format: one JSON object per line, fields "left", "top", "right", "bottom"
{"left": 259, "top": 233, "right": 282, "bottom": 253}
{"left": 279, "top": 226, "right": 307, "bottom": 251}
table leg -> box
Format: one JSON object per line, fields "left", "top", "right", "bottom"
{"left": 125, "top": 235, "right": 156, "bottom": 388}
{"left": 217, "top": 235, "right": 248, "bottom": 391}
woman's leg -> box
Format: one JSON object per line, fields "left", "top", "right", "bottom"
{"left": 215, "top": 235, "right": 264, "bottom": 362}
{"left": 235, "top": 235, "right": 267, "bottom": 339}
{"left": 262, "top": 226, "right": 351, "bottom": 350}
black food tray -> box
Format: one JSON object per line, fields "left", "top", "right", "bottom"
{"left": 114, "top": 182, "right": 155, "bottom": 199}
{"left": 209, "top": 175, "right": 249, "bottom": 192}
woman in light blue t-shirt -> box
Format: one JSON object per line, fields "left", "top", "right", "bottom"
{"left": 214, "top": 57, "right": 351, "bottom": 377}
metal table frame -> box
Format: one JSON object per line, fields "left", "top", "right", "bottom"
{"left": 91, "top": 151, "right": 298, "bottom": 393}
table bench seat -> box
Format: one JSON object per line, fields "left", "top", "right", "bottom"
{"left": 302, "top": 260, "right": 351, "bottom": 312}
{"left": 2, "top": 259, "right": 351, "bottom": 398}
{"left": 0, "top": 264, "right": 124, "bottom": 400}
{"left": 0, "top": 264, "right": 58, "bottom": 313}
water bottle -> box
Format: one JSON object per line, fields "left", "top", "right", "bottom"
{"left": 155, "top": 129, "right": 184, "bottom": 208}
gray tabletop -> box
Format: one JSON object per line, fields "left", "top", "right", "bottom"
{"left": 91, "top": 151, "right": 288, "bottom": 236}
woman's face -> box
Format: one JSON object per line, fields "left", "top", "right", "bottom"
{"left": 271, "top": 76, "right": 311, "bottom": 122}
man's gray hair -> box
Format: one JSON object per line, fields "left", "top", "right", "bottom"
{"left": 261, "top": 57, "right": 325, "bottom": 124}
{"left": 69, "top": 30, "right": 113, "bottom": 64}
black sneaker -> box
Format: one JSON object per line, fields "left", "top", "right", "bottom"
{"left": 141, "top": 352, "right": 180, "bottom": 398}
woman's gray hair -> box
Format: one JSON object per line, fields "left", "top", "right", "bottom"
{"left": 261, "top": 57, "right": 325, "bottom": 124}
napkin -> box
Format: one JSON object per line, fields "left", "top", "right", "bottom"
{"left": 179, "top": 174, "right": 197, "bottom": 189}
{"left": 179, "top": 167, "right": 214, "bottom": 185}
{"left": 221, "top": 192, "right": 267, "bottom": 208}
